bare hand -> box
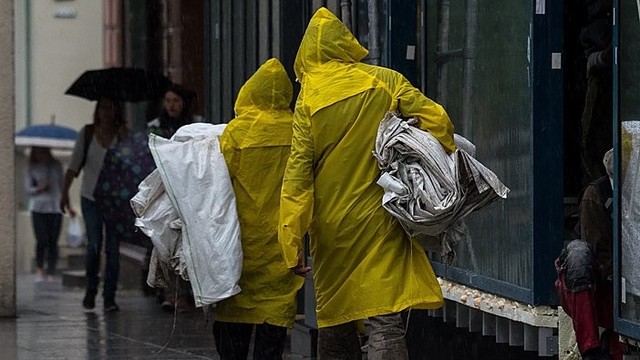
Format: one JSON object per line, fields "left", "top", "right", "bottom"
{"left": 60, "top": 193, "right": 76, "bottom": 217}
{"left": 290, "top": 263, "right": 311, "bottom": 277}
{"left": 36, "top": 181, "right": 49, "bottom": 193}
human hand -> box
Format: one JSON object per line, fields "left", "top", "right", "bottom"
{"left": 586, "top": 44, "right": 612, "bottom": 76}
{"left": 60, "top": 193, "right": 75, "bottom": 216}
{"left": 36, "top": 180, "right": 49, "bottom": 193}
{"left": 291, "top": 254, "right": 312, "bottom": 277}
{"left": 291, "top": 264, "right": 312, "bottom": 277}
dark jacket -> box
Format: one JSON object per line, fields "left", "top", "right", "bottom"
{"left": 558, "top": 176, "right": 612, "bottom": 291}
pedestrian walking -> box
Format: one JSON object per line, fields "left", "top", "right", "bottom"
{"left": 214, "top": 58, "right": 304, "bottom": 359}
{"left": 60, "top": 97, "right": 129, "bottom": 312}
{"left": 279, "top": 7, "right": 456, "bottom": 359}
{"left": 25, "top": 146, "right": 64, "bottom": 283}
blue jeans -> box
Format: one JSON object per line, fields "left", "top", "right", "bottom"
{"left": 81, "top": 197, "right": 119, "bottom": 302}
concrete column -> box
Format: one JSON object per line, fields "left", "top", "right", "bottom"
{"left": 557, "top": 307, "right": 579, "bottom": 360}
{"left": 0, "top": 0, "right": 16, "bottom": 317}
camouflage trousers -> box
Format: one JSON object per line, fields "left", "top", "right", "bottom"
{"left": 318, "top": 312, "right": 408, "bottom": 360}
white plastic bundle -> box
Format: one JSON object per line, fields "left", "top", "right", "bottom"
{"left": 133, "top": 123, "right": 242, "bottom": 307}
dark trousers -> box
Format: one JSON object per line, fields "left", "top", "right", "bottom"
{"left": 580, "top": 69, "right": 612, "bottom": 185}
{"left": 31, "top": 212, "right": 62, "bottom": 275}
{"left": 81, "top": 197, "right": 119, "bottom": 302}
{"left": 213, "top": 321, "right": 287, "bottom": 360}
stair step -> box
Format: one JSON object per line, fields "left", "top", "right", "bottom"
{"left": 65, "top": 253, "right": 85, "bottom": 270}
{"left": 62, "top": 270, "right": 88, "bottom": 289}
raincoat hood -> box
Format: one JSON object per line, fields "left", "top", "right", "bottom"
{"left": 293, "top": 7, "right": 368, "bottom": 81}
{"left": 235, "top": 58, "right": 293, "bottom": 115}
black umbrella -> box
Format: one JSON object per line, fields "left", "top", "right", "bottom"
{"left": 65, "top": 67, "right": 172, "bottom": 102}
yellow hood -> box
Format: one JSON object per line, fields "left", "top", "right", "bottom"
{"left": 293, "top": 7, "right": 368, "bottom": 81}
{"left": 235, "top": 58, "right": 293, "bottom": 116}
{"left": 218, "top": 58, "right": 303, "bottom": 327}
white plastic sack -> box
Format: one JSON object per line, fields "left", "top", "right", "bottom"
{"left": 148, "top": 123, "right": 242, "bottom": 307}
{"left": 131, "top": 169, "right": 188, "bottom": 289}
{"left": 66, "top": 216, "right": 84, "bottom": 248}
{"left": 131, "top": 169, "right": 181, "bottom": 262}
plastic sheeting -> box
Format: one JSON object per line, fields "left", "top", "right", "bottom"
{"left": 131, "top": 169, "right": 185, "bottom": 287}
{"left": 621, "top": 121, "right": 640, "bottom": 297}
{"left": 373, "top": 113, "right": 510, "bottom": 262}
{"left": 132, "top": 123, "right": 242, "bottom": 307}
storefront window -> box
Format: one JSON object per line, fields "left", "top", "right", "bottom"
{"left": 618, "top": 0, "right": 640, "bottom": 325}
{"left": 425, "top": 0, "right": 533, "bottom": 288}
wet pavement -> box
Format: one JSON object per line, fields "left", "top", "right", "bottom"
{"left": 0, "top": 274, "right": 296, "bottom": 359}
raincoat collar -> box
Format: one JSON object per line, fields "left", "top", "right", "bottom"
{"left": 234, "top": 58, "right": 293, "bottom": 116}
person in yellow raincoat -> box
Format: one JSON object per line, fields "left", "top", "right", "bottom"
{"left": 215, "top": 58, "right": 305, "bottom": 359}
{"left": 278, "top": 8, "right": 456, "bottom": 360}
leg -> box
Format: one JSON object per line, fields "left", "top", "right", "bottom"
{"left": 580, "top": 70, "right": 613, "bottom": 184}
{"left": 45, "top": 214, "right": 62, "bottom": 276}
{"left": 161, "top": 273, "right": 177, "bottom": 312}
{"left": 81, "top": 198, "right": 104, "bottom": 308}
{"left": 317, "top": 322, "right": 362, "bottom": 360}
{"left": 175, "top": 277, "right": 195, "bottom": 313}
{"left": 253, "top": 323, "right": 287, "bottom": 360}
{"left": 367, "top": 312, "right": 409, "bottom": 360}
{"left": 31, "top": 212, "right": 47, "bottom": 278}
{"left": 103, "top": 220, "right": 120, "bottom": 309}
{"left": 212, "top": 321, "right": 253, "bottom": 360}
{"left": 565, "top": 288, "right": 601, "bottom": 355}
{"left": 595, "top": 281, "right": 625, "bottom": 360}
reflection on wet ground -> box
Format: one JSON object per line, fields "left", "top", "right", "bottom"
{"left": 0, "top": 275, "right": 225, "bottom": 359}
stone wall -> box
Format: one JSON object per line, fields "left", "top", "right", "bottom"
{"left": 0, "top": 0, "right": 16, "bottom": 317}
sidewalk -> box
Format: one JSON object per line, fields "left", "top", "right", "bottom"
{"left": 0, "top": 274, "right": 295, "bottom": 359}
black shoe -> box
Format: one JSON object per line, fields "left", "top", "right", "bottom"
{"left": 104, "top": 301, "right": 120, "bottom": 313}
{"left": 82, "top": 293, "right": 96, "bottom": 310}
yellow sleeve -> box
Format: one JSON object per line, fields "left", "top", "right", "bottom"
{"left": 279, "top": 107, "right": 315, "bottom": 268}
{"left": 220, "top": 123, "right": 240, "bottom": 178}
{"left": 394, "top": 75, "right": 457, "bottom": 153}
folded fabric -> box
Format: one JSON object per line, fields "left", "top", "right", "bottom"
{"left": 373, "top": 112, "right": 509, "bottom": 263}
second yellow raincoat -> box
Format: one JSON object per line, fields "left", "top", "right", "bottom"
{"left": 217, "top": 58, "right": 304, "bottom": 328}
{"left": 279, "top": 8, "right": 456, "bottom": 328}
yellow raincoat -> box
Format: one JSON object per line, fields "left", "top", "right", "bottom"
{"left": 279, "top": 8, "right": 456, "bottom": 328}
{"left": 217, "top": 58, "right": 304, "bottom": 328}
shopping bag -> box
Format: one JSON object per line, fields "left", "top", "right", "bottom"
{"left": 67, "top": 216, "right": 84, "bottom": 247}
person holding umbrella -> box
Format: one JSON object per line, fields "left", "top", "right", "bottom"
{"left": 60, "top": 97, "right": 128, "bottom": 312}
{"left": 62, "top": 67, "right": 170, "bottom": 311}
{"left": 25, "top": 146, "right": 64, "bottom": 283}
